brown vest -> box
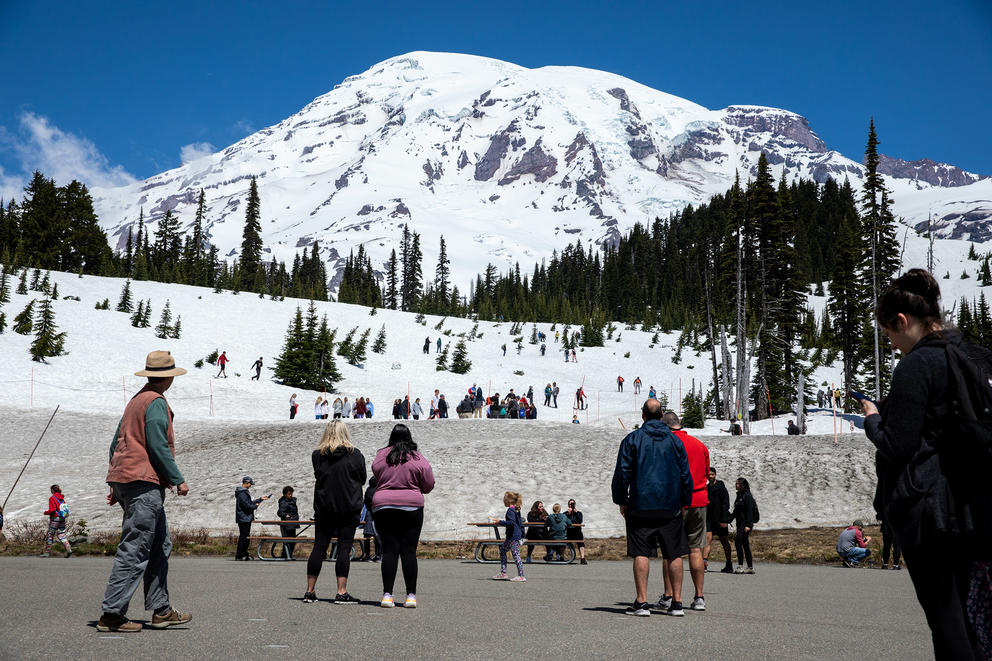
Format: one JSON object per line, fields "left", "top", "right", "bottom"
{"left": 106, "top": 387, "right": 177, "bottom": 486}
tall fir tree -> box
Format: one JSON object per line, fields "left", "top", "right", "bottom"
{"left": 828, "top": 214, "right": 870, "bottom": 410}
{"left": 155, "top": 300, "right": 174, "bottom": 339}
{"left": 239, "top": 176, "right": 264, "bottom": 289}
{"left": 116, "top": 280, "right": 134, "bottom": 312}
{"left": 349, "top": 329, "right": 370, "bottom": 366}
{"left": 385, "top": 249, "right": 399, "bottom": 309}
{"left": 372, "top": 324, "right": 387, "bottom": 353}
{"left": 450, "top": 339, "right": 472, "bottom": 374}
{"left": 17, "top": 268, "right": 28, "bottom": 295}
{"left": 435, "top": 235, "right": 450, "bottom": 308}
{"left": 130, "top": 300, "right": 145, "bottom": 327}
{"left": 13, "top": 299, "right": 35, "bottom": 334}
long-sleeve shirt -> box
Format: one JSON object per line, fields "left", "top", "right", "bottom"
{"left": 109, "top": 398, "right": 184, "bottom": 486}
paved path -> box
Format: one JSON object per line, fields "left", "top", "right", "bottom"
{"left": 0, "top": 557, "right": 929, "bottom": 660}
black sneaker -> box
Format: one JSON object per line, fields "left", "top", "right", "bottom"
{"left": 661, "top": 601, "right": 685, "bottom": 617}
{"left": 334, "top": 592, "right": 360, "bottom": 605}
{"left": 625, "top": 601, "right": 651, "bottom": 617}
{"left": 302, "top": 591, "right": 317, "bottom": 603}
{"left": 720, "top": 565, "right": 734, "bottom": 574}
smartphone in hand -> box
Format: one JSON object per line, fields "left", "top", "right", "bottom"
{"left": 850, "top": 391, "right": 878, "bottom": 406}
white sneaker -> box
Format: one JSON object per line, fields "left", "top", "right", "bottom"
{"left": 380, "top": 593, "right": 394, "bottom": 608}
{"left": 744, "top": 567, "right": 755, "bottom": 574}
{"left": 734, "top": 566, "right": 745, "bottom": 574}
{"left": 404, "top": 594, "right": 417, "bottom": 608}
{"left": 656, "top": 595, "right": 672, "bottom": 610}
{"left": 509, "top": 575, "right": 526, "bottom": 582}
{"left": 690, "top": 596, "right": 706, "bottom": 611}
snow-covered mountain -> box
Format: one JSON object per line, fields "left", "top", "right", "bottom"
{"left": 91, "top": 51, "right": 991, "bottom": 289}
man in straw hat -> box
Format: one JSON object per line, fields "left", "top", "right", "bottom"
{"left": 96, "top": 351, "right": 193, "bottom": 633}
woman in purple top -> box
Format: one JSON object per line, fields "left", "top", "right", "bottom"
{"left": 371, "top": 424, "right": 435, "bottom": 609}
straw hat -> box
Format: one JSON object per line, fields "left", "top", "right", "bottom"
{"left": 135, "top": 350, "right": 188, "bottom": 377}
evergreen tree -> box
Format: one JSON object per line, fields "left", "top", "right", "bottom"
{"left": 338, "top": 326, "right": 358, "bottom": 357}
{"left": 385, "top": 249, "right": 399, "bottom": 309}
{"left": 681, "top": 390, "right": 704, "bottom": 429}
{"left": 273, "top": 306, "right": 310, "bottom": 386}
{"left": 828, "top": 214, "right": 869, "bottom": 409}
{"left": 17, "top": 269, "right": 27, "bottom": 295}
{"left": 13, "top": 299, "right": 35, "bottom": 334}
{"left": 171, "top": 315, "right": 182, "bottom": 339}
{"left": 435, "top": 236, "right": 450, "bottom": 307}
{"left": 29, "top": 268, "right": 40, "bottom": 290}
{"left": 0, "top": 269, "right": 9, "bottom": 304}
{"left": 50, "top": 282, "right": 59, "bottom": 299}
{"left": 60, "top": 180, "right": 109, "bottom": 273}
{"left": 450, "top": 339, "right": 472, "bottom": 374}
{"left": 435, "top": 342, "right": 449, "bottom": 371}
{"left": 29, "top": 297, "right": 66, "bottom": 361}
{"left": 372, "top": 324, "right": 387, "bottom": 353}
{"left": 153, "top": 209, "right": 181, "bottom": 277}
{"left": 0, "top": 312, "right": 6, "bottom": 334}
{"left": 580, "top": 311, "right": 605, "bottom": 347}
{"left": 155, "top": 300, "right": 174, "bottom": 339}
{"left": 130, "top": 300, "right": 145, "bottom": 327}
{"left": 313, "top": 314, "right": 341, "bottom": 388}
{"left": 140, "top": 300, "right": 152, "bottom": 328}
{"left": 40, "top": 271, "right": 50, "bottom": 294}
{"left": 349, "top": 329, "right": 370, "bottom": 366}
{"left": 17, "top": 172, "right": 63, "bottom": 269}
{"left": 239, "top": 176, "right": 264, "bottom": 289}
{"left": 116, "top": 280, "right": 134, "bottom": 312}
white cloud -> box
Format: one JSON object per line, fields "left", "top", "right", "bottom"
{"left": 233, "top": 119, "right": 255, "bottom": 135}
{"left": 0, "top": 112, "right": 137, "bottom": 199}
{"left": 180, "top": 141, "right": 216, "bottom": 164}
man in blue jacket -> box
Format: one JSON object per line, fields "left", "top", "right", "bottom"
{"left": 611, "top": 398, "right": 693, "bottom": 617}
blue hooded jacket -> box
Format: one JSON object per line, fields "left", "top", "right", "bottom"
{"left": 611, "top": 419, "right": 693, "bottom": 514}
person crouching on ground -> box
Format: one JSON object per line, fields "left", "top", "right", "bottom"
{"left": 837, "top": 519, "right": 872, "bottom": 567}
{"left": 97, "top": 350, "right": 192, "bottom": 633}
{"left": 611, "top": 398, "right": 693, "bottom": 617}
{"left": 492, "top": 491, "right": 526, "bottom": 581}
{"left": 235, "top": 477, "right": 269, "bottom": 560}
{"left": 41, "top": 484, "right": 72, "bottom": 558}
{"left": 303, "top": 420, "right": 367, "bottom": 604}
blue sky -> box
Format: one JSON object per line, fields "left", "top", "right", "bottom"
{"left": 1, "top": 0, "right": 990, "bottom": 198}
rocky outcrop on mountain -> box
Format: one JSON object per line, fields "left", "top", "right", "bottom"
{"left": 877, "top": 155, "right": 987, "bottom": 188}
{"left": 723, "top": 106, "right": 826, "bottom": 153}
{"left": 498, "top": 139, "right": 558, "bottom": 185}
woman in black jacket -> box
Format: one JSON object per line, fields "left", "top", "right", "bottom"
{"left": 277, "top": 486, "right": 299, "bottom": 560}
{"left": 303, "top": 421, "right": 367, "bottom": 605}
{"left": 861, "top": 269, "right": 986, "bottom": 659}
{"left": 565, "top": 499, "right": 587, "bottom": 564}
{"left": 730, "top": 478, "right": 755, "bottom": 574}
{"left": 525, "top": 501, "right": 549, "bottom": 563}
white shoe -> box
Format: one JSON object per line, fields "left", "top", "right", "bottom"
{"left": 690, "top": 596, "right": 706, "bottom": 611}
{"left": 734, "top": 566, "right": 745, "bottom": 574}
{"left": 380, "top": 593, "right": 394, "bottom": 608}
{"left": 404, "top": 594, "right": 417, "bottom": 608}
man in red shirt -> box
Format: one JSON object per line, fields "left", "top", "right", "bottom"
{"left": 215, "top": 351, "right": 229, "bottom": 378}
{"left": 659, "top": 411, "right": 710, "bottom": 612}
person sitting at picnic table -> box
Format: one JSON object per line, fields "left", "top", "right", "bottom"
{"left": 546, "top": 503, "right": 570, "bottom": 561}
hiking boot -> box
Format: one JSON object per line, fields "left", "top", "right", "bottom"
{"left": 689, "top": 596, "right": 706, "bottom": 611}
{"left": 661, "top": 601, "right": 685, "bottom": 617}
{"left": 96, "top": 614, "right": 142, "bottom": 633}
{"left": 302, "top": 591, "right": 317, "bottom": 603}
{"left": 656, "top": 595, "right": 672, "bottom": 611}
{"left": 720, "top": 565, "right": 734, "bottom": 574}
{"left": 334, "top": 592, "right": 360, "bottom": 605}
{"left": 150, "top": 608, "right": 192, "bottom": 629}
{"left": 625, "top": 601, "right": 651, "bottom": 617}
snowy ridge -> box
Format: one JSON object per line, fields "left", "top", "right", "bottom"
{"left": 90, "top": 51, "right": 991, "bottom": 291}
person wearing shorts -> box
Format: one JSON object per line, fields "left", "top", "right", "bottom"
{"left": 612, "top": 398, "right": 693, "bottom": 617}
{"left": 664, "top": 411, "right": 710, "bottom": 612}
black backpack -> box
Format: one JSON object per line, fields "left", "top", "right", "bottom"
{"left": 886, "top": 334, "right": 992, "bottom": 548}
{"left": 751, "top": 496, "right": 760, "bottom": 524}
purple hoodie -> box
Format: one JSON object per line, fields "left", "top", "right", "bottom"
{"left": 371, "top": 447, "right": 435, "bottom": 509}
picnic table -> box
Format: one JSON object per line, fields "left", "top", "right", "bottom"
{"left": 248, "top": 520, "right": 364, "bottom": 562}
{"left": 467, "top": 522, "right": 584, "bottom": 565}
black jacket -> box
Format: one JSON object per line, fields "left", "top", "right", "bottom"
{"left": 277, "top": 496, "right": 299, "bottom": 531}
{"left": 565, "top": 510, "right": 583, "bottom": 540}
{"left": 311, "top": 447, "right": 367, "bottom": 516}
{"left": 731, "top": 491, "right": 756, "bottom": 529}
{"left": 526, "top": 511, "right": 548, "bottom": 540}
{"left": 707, "top": 479, "right": 731, "bottom": 524}
{"left": 235, "top": 487, "right": 262, "bottom": 523}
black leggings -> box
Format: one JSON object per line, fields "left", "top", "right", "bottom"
{"left": 735, "top": 527, "right": 753, "bottom": 568}
{"left": 236, "top": 522, "right": 252, "bottom": 559}
{"left": 903, "top": 546, "right": 984, "bottom": 660}
{"left": 882, "top": 533, "right": 901, "bottom": 566}
{"left": 373, "top": 508, "right": 424, "bottom": 595}
{"left": 306, "top": 511, "right": 359, "bottom": 580}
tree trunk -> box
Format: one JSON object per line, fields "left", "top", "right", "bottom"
{"left": 704, "top": 269, "right": 722, "bottom": 418}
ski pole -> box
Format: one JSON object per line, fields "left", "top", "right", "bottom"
{"left": 2, "top": 405, "right": 60, "bottom": 511}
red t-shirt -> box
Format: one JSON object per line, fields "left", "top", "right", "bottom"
{"left": 673, "top": 429, "right": 710, "bottom": 508}
{"left": 218, "top": 354, "right": 228, "bottom": 365}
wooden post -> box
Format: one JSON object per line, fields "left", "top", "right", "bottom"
{"left": 766, "top": 385, "right": 774, "bottom": 435}
{"left": 31, "top": 366, "right": 34, "bottom": 408}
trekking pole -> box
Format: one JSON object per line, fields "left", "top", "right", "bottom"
{"left": 2, "top": 405, "right": 59, "bottom": 511}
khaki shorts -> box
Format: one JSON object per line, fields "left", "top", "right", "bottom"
{"left": 683, "top": 506, "right": 707, "bottom": 549}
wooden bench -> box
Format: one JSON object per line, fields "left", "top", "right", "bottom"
{"left": 467, "top": 522, "right": 584, "bottom": 565}
{"left": 249, "top": 520, "right": 365, "bottom": 562}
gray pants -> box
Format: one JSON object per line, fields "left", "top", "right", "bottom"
{"left": 101, "top": 481, "right": 172, "bottom": 616}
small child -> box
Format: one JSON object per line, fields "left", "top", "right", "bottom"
{"left": 546, "top": 503, "right": 569, "bottom": 561}
{"left": 42, "top": 484, "right": 72, "bottom": 558}
{"left": 492, "top": 491, "right": 526, "bottom": 581}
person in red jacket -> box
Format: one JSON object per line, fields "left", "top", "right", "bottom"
{"left": 42, "top": 484, "right": 72, "bottom": 558}
{"left": 215, "top": 351, "right": 229, "bottom": 378}
{"left": 660, "top": 411, "right": 710, "bottom": 612}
